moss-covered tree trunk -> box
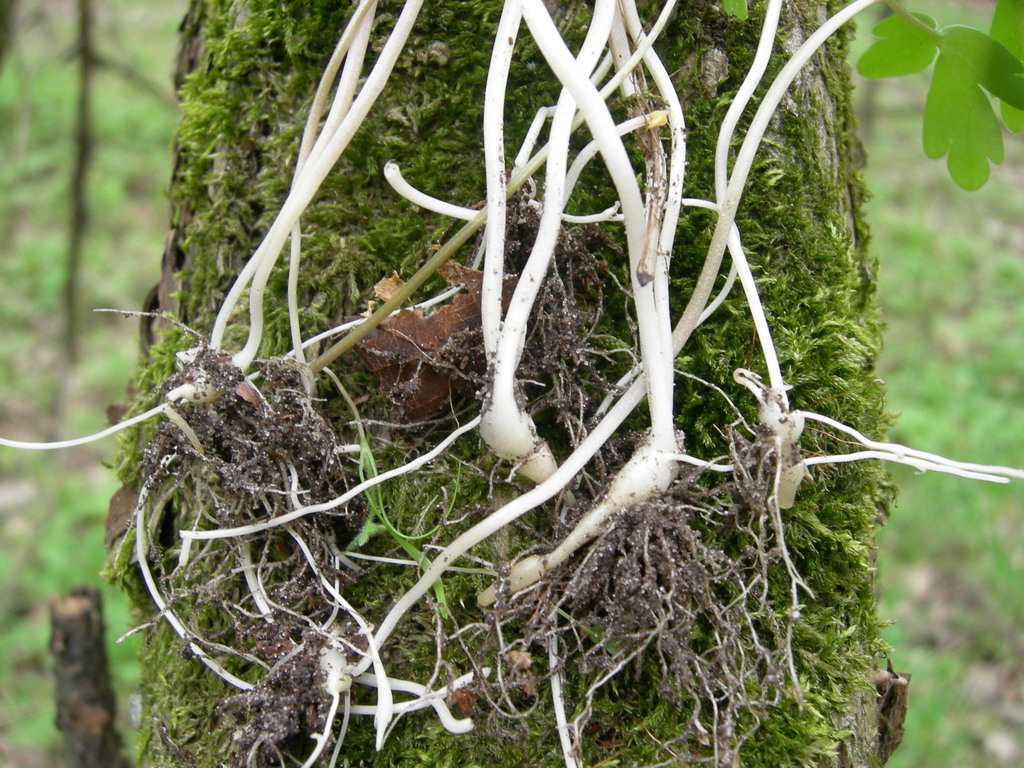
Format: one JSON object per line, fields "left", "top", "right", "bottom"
{"left": 114, "top": 1, "right": 898, "bottom": 766}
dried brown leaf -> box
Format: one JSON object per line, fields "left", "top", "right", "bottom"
{"left": 357, "top": 264, "right": 515, "bottom": 421}
{"left": 373, "top": 271, "right": 406, "bottom": 302}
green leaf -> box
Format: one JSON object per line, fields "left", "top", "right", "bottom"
{"left": 991, "top": 0, "right": 1024, "bottom": 131}
{"left": 936, "top": 25, "right": 1024, "bottom": 109}
{"left": 1000, "top": 99, "right": 1024, "bottom": 132}
{"left": 351, "top": 439, "right": 450, "bottom": 617}
{"left": 858, "top": 6, "right": 1024, "bottom": 187}
{"left": 992, "top": 0, "right": 1024, "bottom": 59}
{"left": 723, "top": 0, "right": 747, "bottom": 21}
{"left": 857, "top": 12, "right": 938, "bottom": 79}
{"left": 923, "top": 56, "right": 1004, "bottom": 190}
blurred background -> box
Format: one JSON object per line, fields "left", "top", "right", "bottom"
{"left": 0, "top": 1, "right": 185, "bottom": 764}
{"left": 0, "top": 1, "right": 1020, "bottom": 766}
{"left": 855, "top": 2, "right": 1024, "bottom": 765}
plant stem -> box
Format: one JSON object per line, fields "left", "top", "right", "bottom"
{"left": 882, "top": 0, "right": 939, "bottom": 37}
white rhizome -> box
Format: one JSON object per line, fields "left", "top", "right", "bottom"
{"left": 3, "top": 1, "right": 1022, "bottom": 766}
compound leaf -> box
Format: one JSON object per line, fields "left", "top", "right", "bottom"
{"left": 857, "top": 12, "right": 938, "bottom": 78}
{"left": 936, "top": 25, "right": 1024, "bottom": 109}
{"left": 723, "top": 0, "right": 748, "bottom": 20}
{"left": 924, "top": 55, "right": 1004, "bottom": 190}
{"left": 858, "top": 6, "right": 1024, "bottom": 188}
{"left": 991, "top": 0, "right": 1024, "bottom": 131}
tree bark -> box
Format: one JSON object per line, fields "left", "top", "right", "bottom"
{"left": 50, "top": 586, "right": 128, "bottom": 768}
{"left": 0, "top": 0, "right": 15, "bottom": 72}
{"left": 111, "top": 1, "right": 896, "bottom": 766}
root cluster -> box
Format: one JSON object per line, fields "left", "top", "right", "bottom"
{"left": 476, "top": 428, "right": 798, "bottom": 765}
{"left": 128, "top": 210, "right": 800, "bottom": 767}
{"left": 135, "top": 349, "right": 367, "bottom": 766}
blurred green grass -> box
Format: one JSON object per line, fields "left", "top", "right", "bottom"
{"left": 0, "top": 1, "right": 184, "bottom": 764}
{"left": 0, "top": 1, "right": 1021, "bottom": 766}
{"left": 856, "top": 2, "right": 1024, "bottom": 766}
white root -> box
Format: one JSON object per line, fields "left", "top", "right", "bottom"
{"left": 734, "top": 368, "right": 806, "bottom": 509}
{"left": 213, "top": 0, "right": 428, "bottom": 371}
{"left": 383, "top": 160, "right": 478, "bottom": 221}
{"left": 133, "top": 461, "right": 254, "bottom": 692}
{"left": 478, "top": 400, "right": 560, "bottom": 484}
{"left": 478, "top": 437, "right": 678, "bottom": 605}
{"left": 181, "top": 416, "right": 481, "bottom": 541}
{"left": 549, "top": 611, "right": 580, "bottom": 768}
{"left": 478, "top": 0, "right": 617, "bottom": 485}
{"left": 0, "top": 402, "right": 168, "bottom": 451}
{"left": 351, "top": 670, "right": 483, "bottom": 734}
{"left": 802, "top": 412, "right": 1024, "bottom": 483}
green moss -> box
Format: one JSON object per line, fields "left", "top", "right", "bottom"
{"left": 114, "top": 0, "right": 891, "bottom": 765}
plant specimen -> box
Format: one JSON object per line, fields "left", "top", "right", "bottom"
{"left": 3, "top": 1, "right": 1022, "bottom": 765}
